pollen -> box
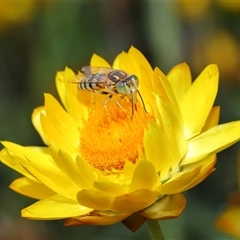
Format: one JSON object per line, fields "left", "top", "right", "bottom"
{"left": 79, "top": 98, "right": 153, "bottom": 171}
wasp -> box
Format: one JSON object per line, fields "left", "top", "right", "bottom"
{"left": 73, "top": 66, "right": 147, "bottom": 116}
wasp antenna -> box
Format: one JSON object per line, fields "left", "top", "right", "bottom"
{"left": 131, "top": 94, "right": 135, "bottom": 116}
{"left": 137, "top": 90, "right": 147, "bottom": 113}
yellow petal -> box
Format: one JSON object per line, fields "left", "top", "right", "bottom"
{"left": 77, "top": 182, "right": 128, "bottom": 210}
{"left": 110, "top": 189, "right": 159, "bottom": 213}
{"left": 182, "top": 121, "right": 240, "bottom": 165}
{"left": 56, "top": 67, "right": 89, "bottom": 122}
{"left": 50, "top": 146, "right": 95, "bottom": 189}
{"left": 20, "top": 160, "right": 78, "bottom": 200}
{"left": 139, "top": 65, "right": 155, "bottom": 113}
{"left": 123, "top": 160, "right": 136, "bottom": 182}
{"left": 2, "top": 141, "right": 79, "bottom": 200}
{"left": 155, "top": 93, "right": 187, "bottom": 162}
{"left": 144, "top": 122, "right": 174, "bottom": 176}
{"left": 180, "top": 154, "right": 216, "bottom": 191}
{"left": 1, "top": 142, "right": 55, "bottom": 172}
{"left": 167, "top": 63, "right": 192, "bottom": 103}
{"left": 22, "top": 195, "right": 92, "bottom": 220}
{"left": 65, "top": 211, "right": 130, "bottom": 226}
{"left": 128, "top": 46, "right": 153, "bottom": 83}
{"left": 112, "top": 50, "right": 154, "bottom": 112}
{"left": 180, "top": 64, "right": 219, "bottom": 139}
{"left": 31, "top": 106, "right": 49, "bottom": 145}
{"left": 129, "top": 160, "right": 160, "bottom": 192}
{"left": 157, "top": 166, "right": 201, "bottom": 194}
{"left": 55, "top": 70, "right": 69, "bottom": 111}
{"left": 141, "top": 193, "right": 186, "bottom": 220}
{"left": 90, "top": 54, "right": 111, "bottom": 67}
{"left": 10, "top": 177, "right": 55, "bottom": 199}
{"left": 128, "top": 47, "right": 155, "bottom": 106}
{"left": 40, "top": 115, "right": 77, "bottom": 152}
{"left": 44, "top": 93, "right": 80, "bottom": 148}
{"left": 153, "top": 67, "right": 184, "bottom": 125}
{"left": 0, "top": 147, "right": 35, "bottom": 180}
{"left": 113, "top": 51, "right": 138, "bottom": 75}
{"left": 201, "top": 106, "right": 220, "bottom": 132}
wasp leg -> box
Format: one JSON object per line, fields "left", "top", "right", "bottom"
{"left": 103, "top": 95, "right": 112, "bottom": 116}
{"left": 91, "top": 91, "right": 96, "bottom": 105}
{"left": 89, "top": 92, "right": 97, "bottom": 114}
{"left": 114, "top": 96, "right": 131, "bottom": 116}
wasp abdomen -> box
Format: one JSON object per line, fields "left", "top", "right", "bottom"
{"left": 78, "top": 73, "right": 106, "bottom": 91}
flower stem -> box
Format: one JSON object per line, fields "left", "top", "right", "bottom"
{"left": 146, "top": 219, "right": 166, "bottom": 240}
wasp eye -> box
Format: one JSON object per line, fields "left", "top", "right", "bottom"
{"left": 116, "top": 81, "right": 129, "bottom": 95}
{"left": 130, "top": 75, "right": 139, "bottom": 87}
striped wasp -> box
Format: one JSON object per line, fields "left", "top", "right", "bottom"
{"left": 73, "top": 66, "right": 147, "bottom": 116}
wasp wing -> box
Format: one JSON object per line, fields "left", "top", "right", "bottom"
{"left": 81, "top": 66, "right": 114, "bottom": 76}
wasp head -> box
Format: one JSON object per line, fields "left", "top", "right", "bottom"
{"left": 116, "top": 75, "right": 139, "bottom": 95}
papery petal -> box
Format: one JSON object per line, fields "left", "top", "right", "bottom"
{"left": 141, "top": 193, "right": 186, "bottom": 220}
{"left": 144, "top": 122, "right": 174, "bottom": 175}
{"left": 167, "top": 63, "right": 192, "bottom": 103}
{"left": 110, "top": 189, "right": 159, "bottom": 213}
{"left": 128, "top": 47, "right": 155, "bottom": 107}
{"left": 113, "top": 49, "right": 154, "bottom": 113}
{"left": 43, "top": 93, "right": 80, "bottom": 149}
{"left": 201, "top": 106, "right": 220, "bottom": 132}
{"left": 129, "top": 160, "right": 160, "bottom": 192}
{"left": 1, "top": 142, "right": 79, "bottom": 200}
{"left": 157, "top": 166, "right": 201, "bottom": 194}
{"left": 139, "top": 65, "right": 156, "bottom": 113}
{"left": 55, "top": 70, "right": 69, "bottom": 111}
{"left": 50, "top": 146, "right": 95, "bottom": 189}
{"left": 128, "top": 46, "right": 153, "bottom": 84}
{"left": 22, "top": 195, "right": 92, "bottom": 220}
{"left": 180, "top": 154, "right": 216, "bottom": 191}
{"left": 1, "top": 142, "right": 53, "bottom": 171}
{"left": 10, "top": 177, "right": 55, "bottom": 199}
{"left": 180, "top": 64, "right": 219, "bottom": 139}
{"left": 65, "top": 211, "right": 130, "bottom": 226}
{"left": 20, "top": 160, "right": 79, "bottom": 201}
{"left": 31, "top": 106, "right": 48, "bottom": 145}
{"left": 90, "top": 54, "right": 111, "bottom": 68}
{"left": 56, "top": 67, "right": 89, "bottom": 122}
{"left": 77, "top": 182, "right": 128, "bottom": 210}
{"left": 182, "top": 121, "right": 240, "bottom": 165}
{"left": 0, "top": 147, "right": 35, "bottom": 180}
{"left": 123, "top": 160, "right": 136, "bottom": 181}
{"left": 113, "top": 51, "right": 139, "bottom": 76}
{"left": 153, "top": 67, "right": 184, "bottom": 125}
{"left": 155, "top": 93, "right": 187, "bottom": 162}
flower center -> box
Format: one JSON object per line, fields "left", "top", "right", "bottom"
{"left": 79, "top": 98, "right": 153, "bottom": 171}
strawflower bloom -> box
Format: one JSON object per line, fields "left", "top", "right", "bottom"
{"left": 1, "top": 46, "right": 240, "bottom": 236}
{"left": 215, "top": 195, "right": 240, "bottom": 238}
{"left": 215, "top": 153, "right": 240, "bottom": 238}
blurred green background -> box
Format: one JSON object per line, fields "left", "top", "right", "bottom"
{"left": 1, "top": 1, "right": 240, "bottom": 239}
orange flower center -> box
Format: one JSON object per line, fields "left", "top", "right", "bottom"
{"left": 79, "top": 98, "right": 153, "bottom": 171}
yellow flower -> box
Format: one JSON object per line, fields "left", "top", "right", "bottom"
{"left": 1, "top": 46, "right": 240, "bottom": 231}
{"left": 215, "top": 198, "right": 240, "bottom": 238}
{"left": 0, "top": 2, "right": 35, "bottom": 30}
{"left": 215, "top": 153, "right": 240, "bottom": 238}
